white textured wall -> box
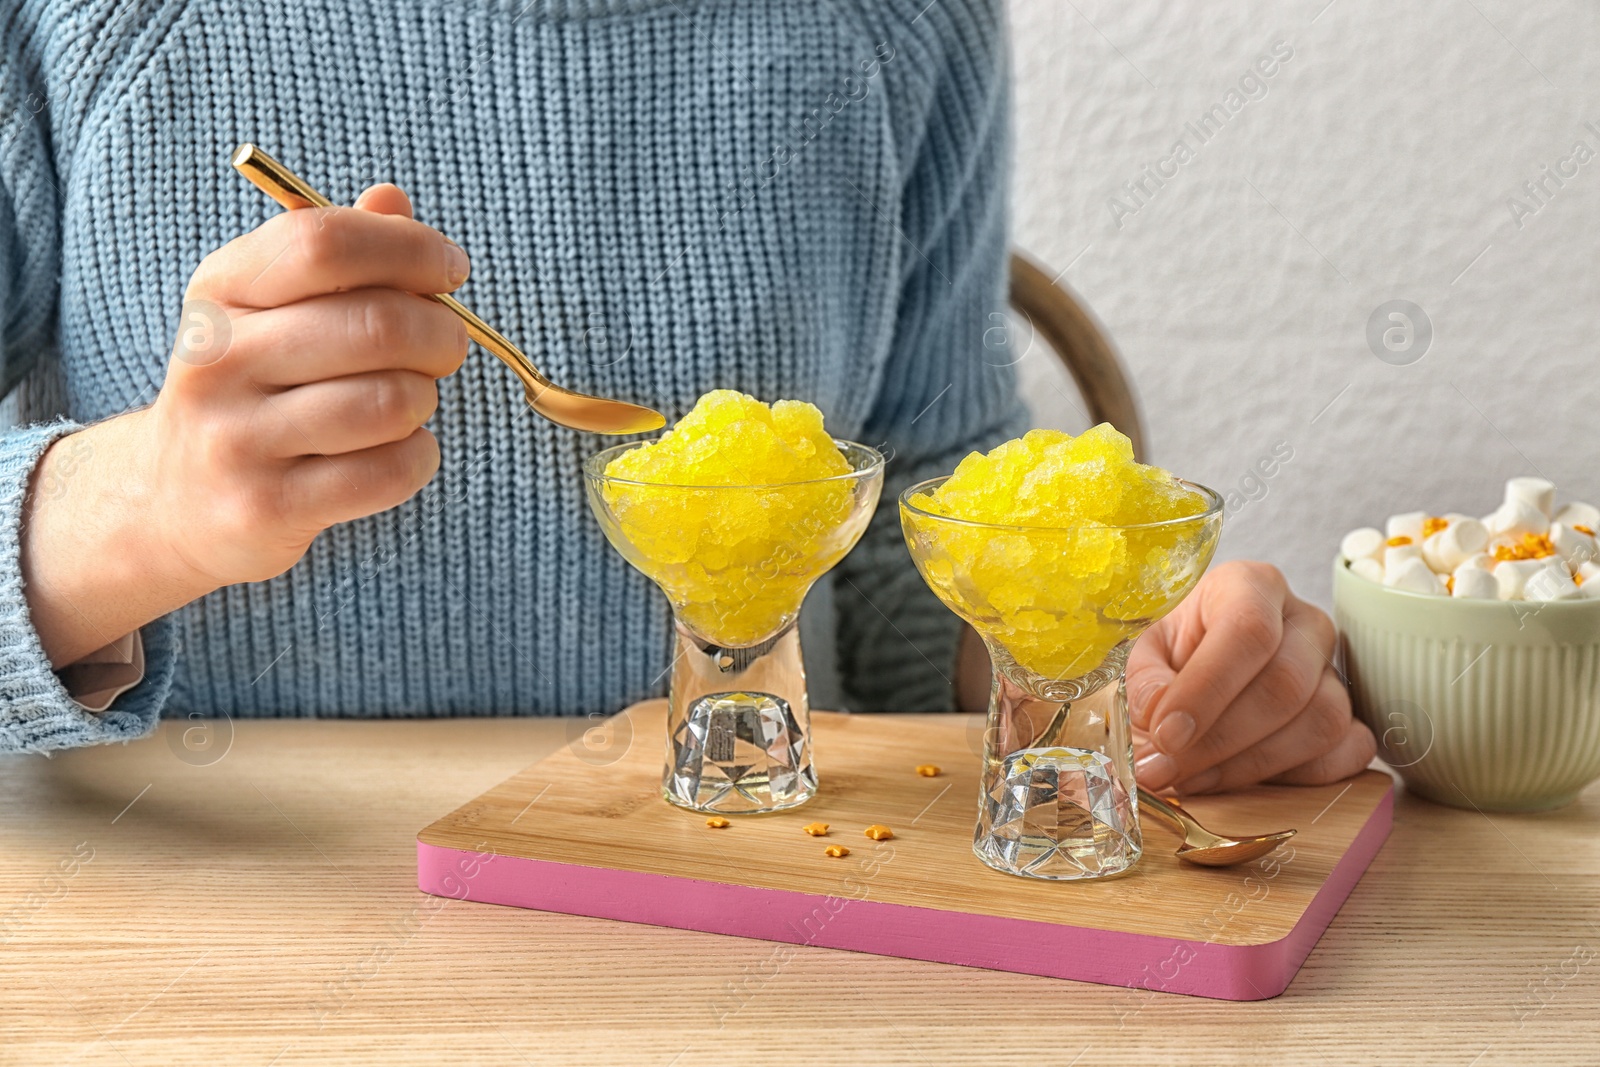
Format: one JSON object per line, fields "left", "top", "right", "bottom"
{"left": 1009, "top": 0, "right": 1600, "bottom": 607}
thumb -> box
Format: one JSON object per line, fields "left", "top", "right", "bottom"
{"left": 1125, "top": 629, "right": 1176, "bottom": 731}
{"left": 353, "top": 182, "right": 414, "bottom": 219}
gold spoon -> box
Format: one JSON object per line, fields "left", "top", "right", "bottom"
{"left": 1137, "top": 787, "right": 1297, "bottom": 867}
{"left": 231, "top": 144, "right": 666, "bottom": 436}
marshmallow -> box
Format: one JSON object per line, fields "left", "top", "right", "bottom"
{"left": 1453, "top": 553, "right": 1495, "bottom": 575}
{"left": 1549, "top": 523, "right": 1598, "bottom": 568}
{"left": 1580, "top": 561, "right": 1600, "bottom": 598}
{"left": 1494, "top": 559, "right": 1546, "bottom": 600}
{"left": 1487, "top": 498, "right": 1550, "bottom": 539}
{"left": 1385, "top": 511, "right": 1428, "bottom": 542}
{"left": 1385, "top": 557, "right": 1447, "bottom": 595}
{"left": 1348, "top": 558, "right": 1384, "bottom": 584}
{"left": 1555, "top": 502, "right": 1600, "bottom": 531}
{"left": 1524, "top": 561, "right": 1581, "bottom": 601}
{"left": 1422, "top": 518, "right": 1488, "bottom": 572}
{"left": 1443, "top": 512, "right": 1477, "bottom": 526}
{"left": 1452, "top": 567, "right": 1499, "bottom": 599}
{"left": 1340, "top": 527, "right": 1386, "bottom": 563}
{"left": 1504, "top": 476, "right": 1556, "bottom": 518}
{"left": 1383, "top": 543, "right": 1423, "bottom": 583}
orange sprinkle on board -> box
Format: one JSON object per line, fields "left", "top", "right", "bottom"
{"left": 863, "top": 825, "right": 895, "bottom": 841}
{"left": 915, "top": 764, "right": 941, "bottom": 777}
{"left": 1423, "top": 516, "right": 1448, "bottom": 537}
{"left": 823, "top": 845, "right": 850, "bottom": 858}
{"left": 802, "top": 822, "right": 830, "bottom": 837}
{"left": 705, "top": 817, "right": 731, "bottom": 828}
{"left": 1386, "top": 535, "right": 1413, "bottom": 547}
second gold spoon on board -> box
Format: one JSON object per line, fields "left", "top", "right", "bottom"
{"left": 1138, "top": 788, "right": 1297, "bottom": 867}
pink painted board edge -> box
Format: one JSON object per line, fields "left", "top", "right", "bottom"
{"left": 416, "top": 781, "right": 1392, "bottom": 1001}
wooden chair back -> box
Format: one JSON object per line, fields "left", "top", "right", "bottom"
{"left": 1009, "top": 252, "right": 1146, "bottom": 461}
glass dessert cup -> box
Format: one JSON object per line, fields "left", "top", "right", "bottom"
{"left": 584, "top": 440, "right": 884, "bottom": 814}
{"left": 901, "top": 479, "right": 1223, "bottom": 881}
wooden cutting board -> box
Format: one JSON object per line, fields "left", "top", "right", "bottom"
{"left": 417, "top": 700, "right": 1392, "bottom": 1000}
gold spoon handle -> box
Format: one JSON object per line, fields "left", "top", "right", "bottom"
{"left": 229, "top": 143, "right": 554, "bottom": 395}
{"left": 1136, "top": 786, "right": 1200, "bottom": 837}
{"left": 230, "top": 142, "right": 328, "bottom": 210}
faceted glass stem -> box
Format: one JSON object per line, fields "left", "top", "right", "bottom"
{"left": 974, "top": 648, "right": 1141, "bottom": 880}
{"left": 663, "top": 619, "right": 815, "bottom": 814}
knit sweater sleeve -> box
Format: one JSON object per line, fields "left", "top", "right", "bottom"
{"left": 0, "top": 55, "right": 176, "bottom": 754}
{"left": 833, "top": 0, "right": 1030, "bottom": 713}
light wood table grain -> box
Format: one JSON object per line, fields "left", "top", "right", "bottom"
{"left": 2, "top": 718, "right": 1596, "bottom": 1067}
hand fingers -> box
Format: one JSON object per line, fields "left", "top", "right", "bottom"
{"left": 284, "top": 427, "right": 441, "bottom": 528}
{"left": 1154, "top": 595, "right": 1336, "bottom": 778}
{"left": 225, "top": 288, "right": 468, "bottom": 386}
{"left": 191, "top": 203, "right": 469, "bottom": 309}
{"left": 354, "top": 183, "right": 414, "bottom": 218}
{"left": 1125, "top": 624, "right": 1176, "bottom": 731}
{"left": 1145, "top": 561, "right": 1289, "bottom": 757}
{"left": 1269, "top": 717, "right": 1378, "bottom": 787}
{"left": 1169, "top": 667, "right": 1353, "bottom": 794}
{"left": 254, "top": 371, "right": 439, "bottom": 458}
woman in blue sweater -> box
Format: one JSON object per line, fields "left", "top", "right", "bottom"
{"left": 0, "top": 0, "right": 1372, "bottom": 795}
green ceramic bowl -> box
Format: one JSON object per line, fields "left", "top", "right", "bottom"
{"left": 1333, "top": 558, "right": 1600, "bottom": 812}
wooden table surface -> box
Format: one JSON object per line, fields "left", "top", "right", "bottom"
{"left": 2, "top": 717, "right": 1597, "bottom": 1067}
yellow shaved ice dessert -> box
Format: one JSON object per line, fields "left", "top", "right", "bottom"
{"left": 598, "top": 390, "right": 866, "bottom": 646}
{"left": 903, "top": 425, "right": 1218, "bottom": 681}
{"left": 605, "top": 390, "right": 851, "bottom": 487}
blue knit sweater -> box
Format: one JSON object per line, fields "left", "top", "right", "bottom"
{"left": 0, "top": 0, "right": 1026, "bottom": 753}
